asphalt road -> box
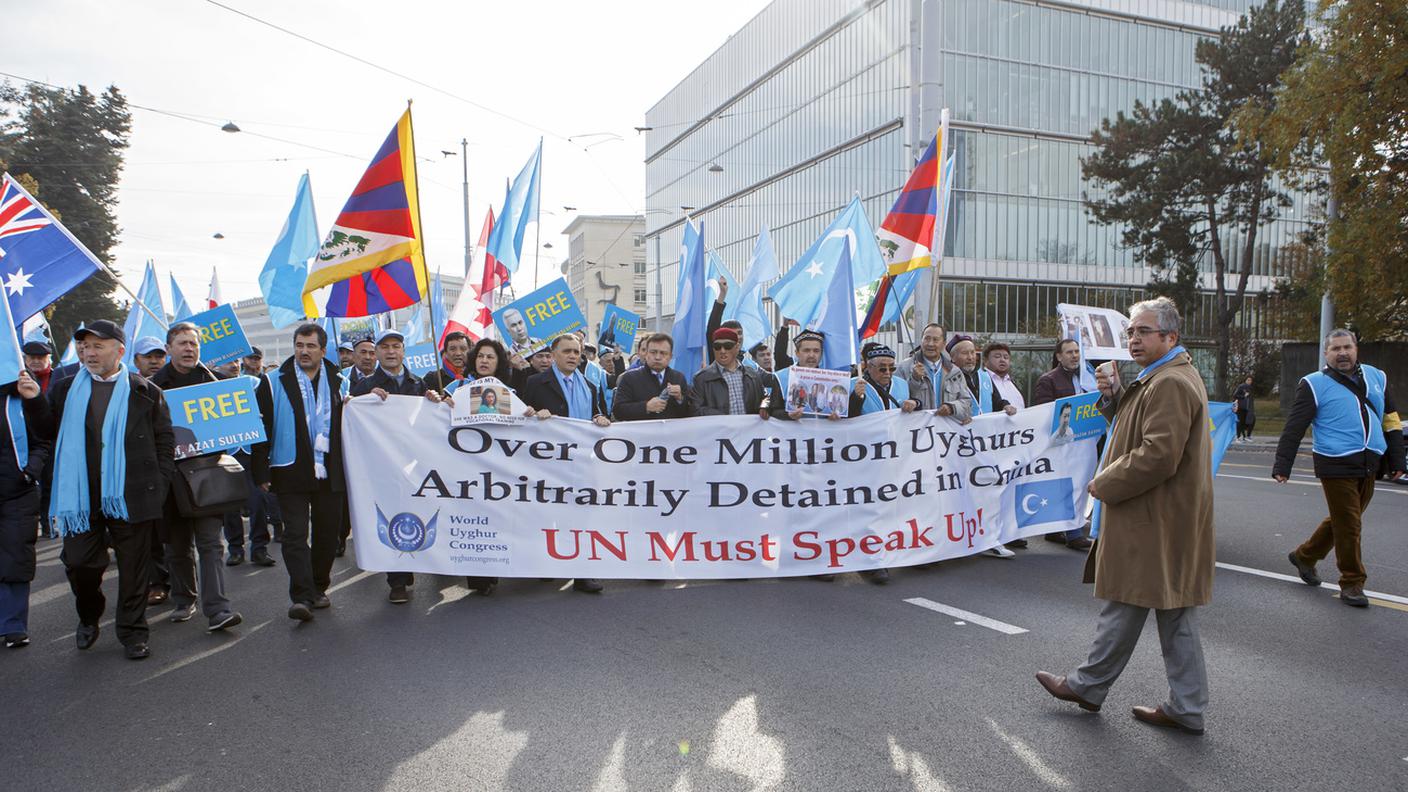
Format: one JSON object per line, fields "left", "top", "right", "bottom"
{"left": 4, "top": 443, "right": 1406, "bottom": 792}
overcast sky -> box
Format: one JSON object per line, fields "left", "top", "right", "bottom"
{"left": 9, "top": 0, "right": 768, "bottom": 306}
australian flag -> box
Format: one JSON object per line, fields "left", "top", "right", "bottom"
{"left": 1, "top": 173, "right": 103, "bottom": 327}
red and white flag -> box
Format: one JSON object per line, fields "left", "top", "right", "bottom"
{"left": 207, "top": 268, "right": 223, "bottom": 309}
{"left": 440, "top": 209, "right": 497, "bottom": 347}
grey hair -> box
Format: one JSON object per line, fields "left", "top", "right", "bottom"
{"left": 1128, "top": 296, "right": 1181, "bottom": 334}
{"left": 1325, "top": 328, "right": 1356, "bottom": 345}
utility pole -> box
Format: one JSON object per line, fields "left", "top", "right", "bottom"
{"left": 1320, "top": 182, "right": 1337, "bottom": 364}
{"left": 461, "top": 138, "right": 472, "bottom": 278}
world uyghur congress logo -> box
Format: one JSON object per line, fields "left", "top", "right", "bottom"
{"left": 376, "top": 506, "right": 439, "bottom": 554}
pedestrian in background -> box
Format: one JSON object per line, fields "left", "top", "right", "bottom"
{"left": 1276, "top": 329, "right": 1404, "bottom": 607}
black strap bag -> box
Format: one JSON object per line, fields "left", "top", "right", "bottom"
{"left": 171, "top": 452, "right": 248, "bottom": 518}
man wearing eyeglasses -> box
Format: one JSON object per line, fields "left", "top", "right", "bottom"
{"left": 689, "top": 328, "right": 786, "bottom": 419}
{"left": 1036, "top": 296, "right": 1214, "bottom": 736}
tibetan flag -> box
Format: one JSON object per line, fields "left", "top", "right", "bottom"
{"left": 861, "top": 151, "right": 954, "bottom": 338}
{"left": 878, "top": 109, "right": 949, "bottom": 277}
{"left": 304, "top": 109, "right": 428, "bottom": 318}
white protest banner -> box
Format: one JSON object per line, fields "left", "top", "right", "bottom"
{"left": 343, "top": 393, "right": 1100, "bottom": 579}
{"left": 1057, "top": 303, "right": 1132, "bottom": 361}
{"left": 783, "top": 366, "right": 852, "bottom": 418}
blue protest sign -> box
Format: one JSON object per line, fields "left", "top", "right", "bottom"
{"left": 164, "top": 376, "right": 266, "bottom": 460}
{"left": 403, "top": 341, "right": 439, "bottom": 377}
{"left": 492, "top": 277, "right": 587, "bottom": 358}
{"left": 597, "top": 304, "right": 641, "bottom": 355}
{"left": 186, "top": 304, "right": 253, "bottom": 366}
{"left": 1048, "top": 391, "right": 1104, "bottom": 446}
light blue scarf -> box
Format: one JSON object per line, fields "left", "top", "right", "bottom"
{"left": 5, "top": 395, "right": 27, "bottom": 471}
{"left": 1090, "top": 345, "right": 1186, "bottom": 539}
{"left": 295, "top": 363, "right": 332, "bottom": 479}
{"left": 50, "top": 365, "right": 132, "bottom": 535}
{"left": 554, "top": 367, "right": 592, "bottom": 420}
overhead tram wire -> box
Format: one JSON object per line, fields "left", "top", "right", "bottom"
{"left": 0, "top": 70, "right": 377, "bottom": 162}
{"left": 201, "top": 0, "right": 570, "bottom": 144}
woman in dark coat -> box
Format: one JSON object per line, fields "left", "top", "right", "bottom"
{"left": 1, "top": 373, "right": 54, "bottom": 648}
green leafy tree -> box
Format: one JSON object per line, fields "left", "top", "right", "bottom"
{"left": 0, "top": 81, "right": 130, "bottom": 348}
{"left": 1082, "top": 1, "right": 1305, "bottom": 398}
{"left": 1235, "top": 0, "right": 1408, "bottom": 340}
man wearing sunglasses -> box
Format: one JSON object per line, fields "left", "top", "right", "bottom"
{"left": 688, "top": 328, "right": 786, "bottom": 419}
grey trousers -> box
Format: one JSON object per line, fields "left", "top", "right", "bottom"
{"left": 166, "top": 515, "right": 232, "bottom": 621}
{"left": 1067, "top": 599, "right": 1208, "bottom": 730}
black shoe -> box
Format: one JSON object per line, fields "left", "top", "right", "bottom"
{"left": 208, "top": 612, "right": 243, "bottom": 632}
{"left": 1340, "top": 585, "right": 1369, "bottom": 607}
{"left": 272, "top": 524, "right": 285, "bottom": 543}
{"left": 124, "top": 642, "right": 150, "bottom": 660}
{"left": 1044, "top": 533, "right": 1068, "bottom": 544}
{"left": 287, "top": 602, "right": 314, "bottom": 622}
{"left": 812, "top": 574, "right": 836, "bottom": 582}
{"left": 1067, "top": 537, "right": 1093, "bottom": 551}
{"left": 864, "top": 568, "right": 891, "bottom": 585}
{"left": 4, "top": 633, "right": 29, "bottom": 649}
{"left": 76, "top": 623, "right": 99, "bottom": 650}
{"left": 250, "top": 549, "right": 276, "bottom": 567}
{"left": 1006, "top": 539, "right": 1029, "bottom": 549}
{"left": 465, "top": 577, "right": 497, "bottom": 596}
{"left": 312, "top": 593, "right": 331, "bottom": 609}
{"left": 226, "top": 550, "right": 245, "bottom": 567}
{"left": 388, "top": 586, "right": 410, "bottom": 604}
{"left": 1287, "top": 551, "right": 1321, "bottom": 586}
{"left": 335, "top": 538, "right": 347, "bottom": 558}
{"left": 573, "top": 578, "right": 603, "bottom": 594}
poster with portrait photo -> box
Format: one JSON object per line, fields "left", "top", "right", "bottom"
{"left": 1049, "top": 392, "right": 1104, "bottom": 445}
{"left": 450, "top": 377, "right": 529, "bottom": 426}
{"left": 784, "top": 366, "right": 852, "bottom": 418}
{"left": 1056, "top": 303, "right": 1132, "bottom": 361}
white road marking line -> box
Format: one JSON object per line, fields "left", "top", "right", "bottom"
{"left": 1217, "top": 472, "right": 1408, "bottom": 495}
{"left": 1215, "top": 562, "right": 1408, "bottom": 606}
{"left": 904, "top": 597, "right": 1028, "bottom": 635}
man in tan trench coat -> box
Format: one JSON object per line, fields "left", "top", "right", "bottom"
{"left": 1036, "top": 297, "right": 1214, "bottom": 736}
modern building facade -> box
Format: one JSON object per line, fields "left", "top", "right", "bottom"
{"left": 560, "top": 214, "right": 648, "bottom": 338}
{"left": 643, "top": 0, "right": 1313, "bottom": 389}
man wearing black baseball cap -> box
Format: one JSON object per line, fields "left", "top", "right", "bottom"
{"left": 241, "top": 347, "right": 264, "bottom": 378}
{"left": 21, "top": 341, "right": 54, "bottom": 395}
{"left": 46, "top": 320, "right": 175, "bottom": 659}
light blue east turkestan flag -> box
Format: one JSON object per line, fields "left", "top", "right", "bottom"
{"left": 810, "top": 241, "right": 859, "bottom": 371}
{"left": 122, "top": 261, "right": 168, "bottom": 364}
{"left": 169, "top": 273, "right": 194, "bottom": 321}
{"left": 0, "top": 274, "right": 22, "bottom": 386}
{"left": 705, "top": 250, "right": 738, "bottom": 310}
{"left": 401, "top": 304, "right": 427, "bottom": 345}
{"left": 672, "top": 219, "right": 708, "bottom": 384}
{"left": 59, "top": 322, "right": 81, "bottom": 367}
{"left": 318, "top": 317, "right": 340, "bottom": 350}
{"left": 430, "top": 269, "right": 448, "bottom": 345}
{"left": 486, "top": 141, "right": 542, "bottom": 277}
{"left": 767, "top": 196, "right": 885, "bottom": 328}
{"left": 723, "top": 226, "right": 778, "bottom": 351}
{"left": 259, "top": 173, "right": 320, "bottom": 330}
{"left": 21, "top": 313, "right": 51, "bottom": 347}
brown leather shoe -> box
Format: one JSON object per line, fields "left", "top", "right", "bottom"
{"left": 1132, "top": 705, "right": 1203, "bottom": 735}
{"left": 1035, "top": 671, "right": 1100, "bottom": 712}
{"left": 146, "top": 588, "right": 168, "bottom": 606}
{"left": 1339, "top": 585, "right": 1369, "bottom": 607}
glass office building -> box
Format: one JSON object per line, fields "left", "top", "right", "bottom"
{"left": 643, "top": 0, "right": 1313, "bottom": 376}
